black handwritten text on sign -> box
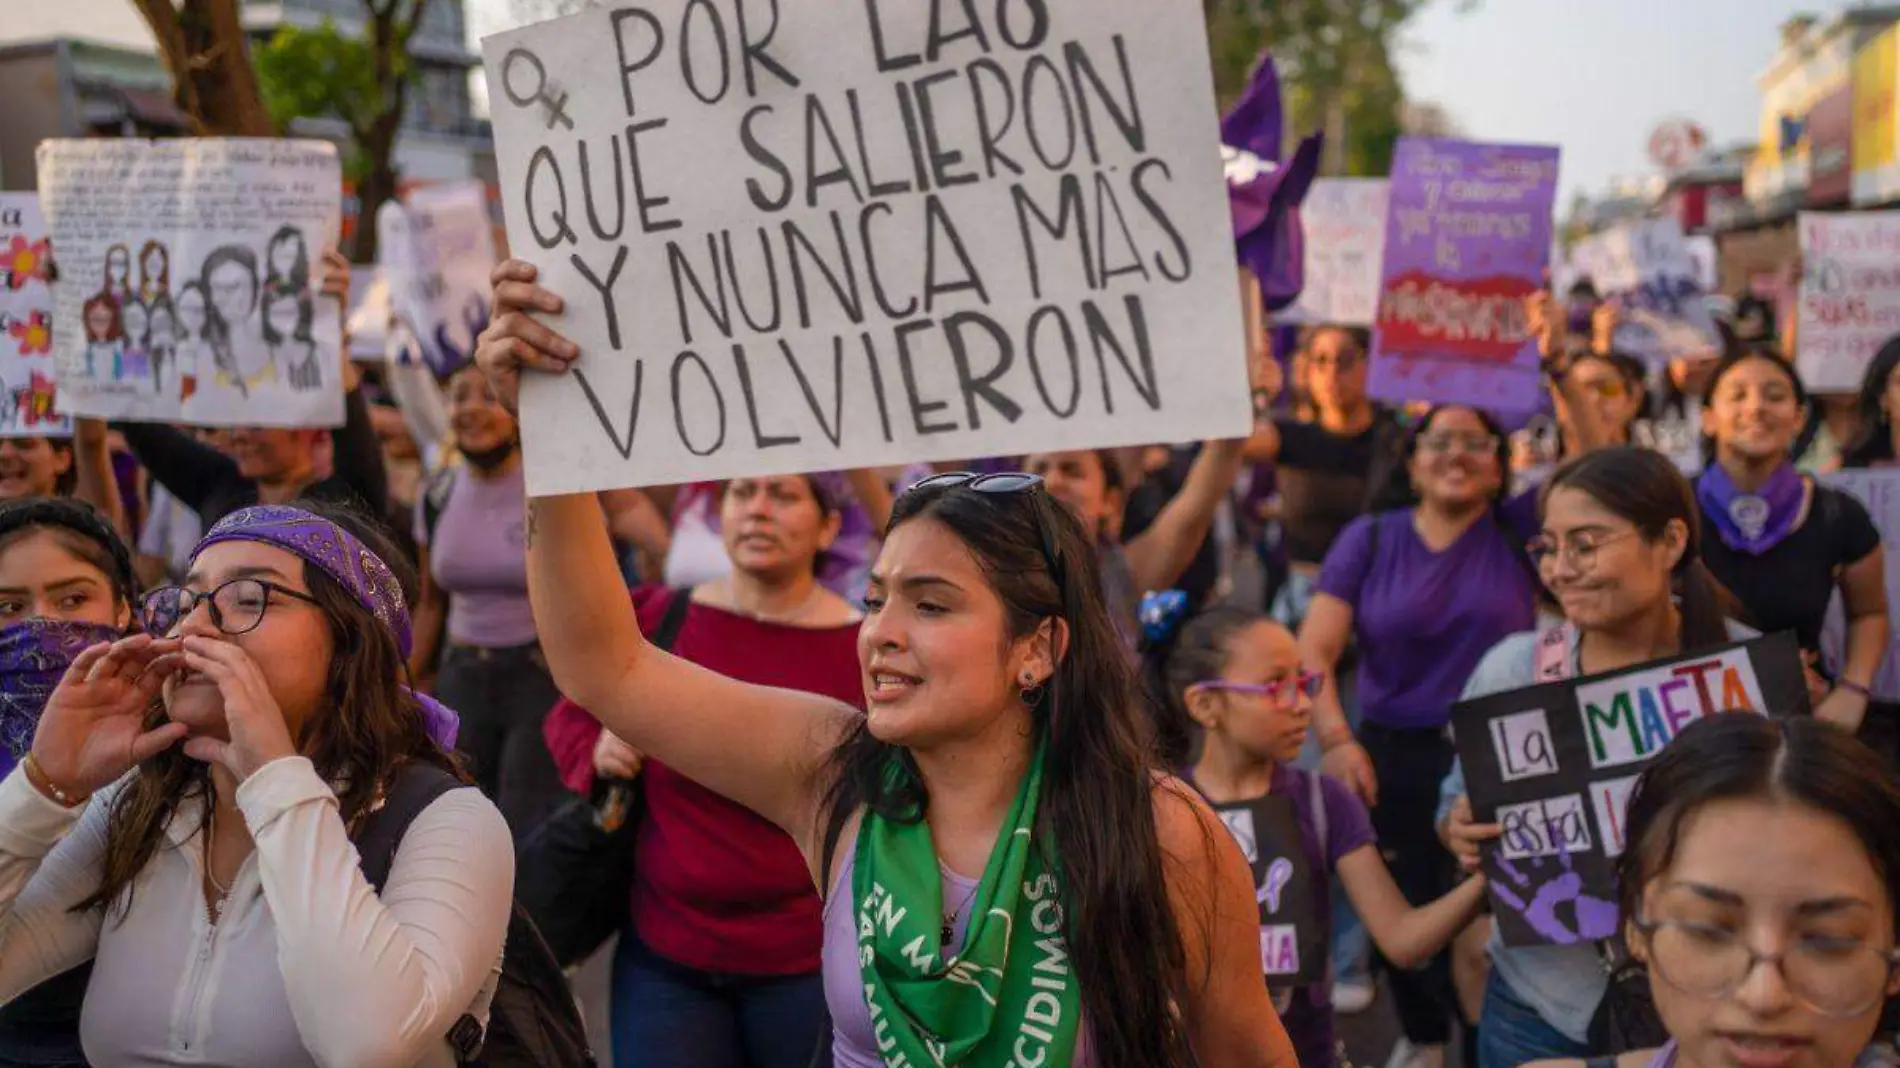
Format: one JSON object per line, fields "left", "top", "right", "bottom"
{"left": 480, "top": 0, "right": 1251, "bottom": 494}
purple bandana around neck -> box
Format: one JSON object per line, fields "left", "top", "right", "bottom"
{"left": 189, "top": 505, "right": 459, "bottom": 751}
{"left": 1696, "top": 462, "right": 1805, "bottom": 555}
{"left": 0, "top": 619, "right": 127, "bottom": 778}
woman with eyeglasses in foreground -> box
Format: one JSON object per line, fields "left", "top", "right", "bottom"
{"left": 1442, "top": 446, "right": 1757, "bottom": 1068}
{"left": 1525, "top": 714, "right": 1900, "bottom": 1068}
{"left": 476, "top": 259, "right": 1297, "bottom": 1068}
{"left": 1297, "top": 403, "right": 1538, "bottom": 1068}
{"left": 0, "top": 500, "right": 503, "bottom": 1067}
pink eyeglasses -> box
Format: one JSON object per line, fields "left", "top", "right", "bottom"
{"left": 1193, "top": 672, "right": 1325, "bottom": 703}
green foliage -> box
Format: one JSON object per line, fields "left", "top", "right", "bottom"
{"left": 255, "top": 18, "right": 415, "bottom": 178}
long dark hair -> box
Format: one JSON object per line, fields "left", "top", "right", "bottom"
{"left": 80, "top": 498, "right": 461, "bottom": 916}
{"left": 1843, "top": 335, "right": 1900, "bottom": 468}
{"left": 1367, "top": 403, "right": 1513, "bottom": 513}
{"left": 821, "top": 480, "right": 1198, "bottom": 1068}
{"left": 1616, "top": 714, "right": 1900, "bottom": 932}
{"left": 0, "top": 497, "right": 138, "bottom": 614}
{"left": 1540, "top": 446, "right": 1732, "bottom": 650}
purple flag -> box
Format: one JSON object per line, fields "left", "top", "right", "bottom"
{"left": 1222, "top": 55, "right": 1323, "bottom": 313}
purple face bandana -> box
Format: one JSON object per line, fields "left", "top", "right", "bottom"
{"left": 1696, "top": 462, "right": 1805, "bottom": 555}
{"left": 189, "top": 505, "right": 458, "bottom": 751}
{"left": 1222, "top": 54, "right": 1324, "bottom": 312}
{"left": 0, "top": 619, "right": 125, "bottom": 778}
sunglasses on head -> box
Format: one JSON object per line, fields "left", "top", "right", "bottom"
{"left": 903, "top": 471, "right": 1064, "bottom": 592}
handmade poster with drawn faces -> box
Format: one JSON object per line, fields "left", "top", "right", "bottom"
{"left": 0, "top": 194, "right": 68, "bottom": 438}
{"left": 35, "top": 139, "right": 344, "bottom": 428}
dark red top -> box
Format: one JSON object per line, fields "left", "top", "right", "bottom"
{"left": 542, "top": 586, "right": 862, "bottom": 976}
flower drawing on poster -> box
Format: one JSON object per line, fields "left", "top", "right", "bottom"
{"left": 0, "top": 194, "right": 68, "bottom": 438}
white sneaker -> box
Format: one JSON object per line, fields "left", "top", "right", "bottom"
{"left": 1383, "top": 1038, "right": 1445, "bottom": 1068}
{"left": 1332, "top": 977, "right": 1376, "bottom": 1015}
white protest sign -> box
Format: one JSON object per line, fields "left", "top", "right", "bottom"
{"left": 481, "top": 0, "right": 1251, "bottom": 495}
{"left": 1276, "top": 178, "right": 1387, "bottom": 326}
{"left": 377, "top": 181, "right": 496, "bottom": 375}
{"left": 1820, "top": 468, "right": 1900, "bottom": 699}
{"left": 1797, "top": 212, "right": 1900, "bottom": 393}
{"left": 36, "top": 139, "right": 345, "bottom": 428}
{"left": 0, "top": 195, "right": 68, "bottom": 438}
{"left": 1568, "top": 218, "right": 1719, "bottom": 367}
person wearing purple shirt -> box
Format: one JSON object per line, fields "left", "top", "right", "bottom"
{"left": 1297, "top": 404, "right": 1537, "bottom": 1068}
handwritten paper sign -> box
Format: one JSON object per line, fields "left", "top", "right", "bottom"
{"left": 1276, "top": 178, "right": 1387, "bottom": 327}
{"left": 1568, "top": 218, "right": 1719, "bottom": 368}
{"left": 481, "top": 0, "right": 1251, "bottom": 495}
{"left": 377, "top": 181, "right": 496, "bottom": 376}
{"left": 1367, "top": 138, "right": 1557, "bottom": 413}
{"left": 1452, "top": 632, "right": 1807, "bottom": 947}
{"left": 1820, "top": 469, "right": 1900, "bottom": 699}
{"left": 1796, "top": 212, "right": 1900, "bottom": 393}
{"left": 0, "top": 195, "right": 67, "bottom": 438}
{"left": 36, "top": 139, "right": 344, "bottom": 428}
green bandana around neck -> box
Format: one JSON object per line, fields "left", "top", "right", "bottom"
{"left": 852, "top": 748, "right": 1081, "bottom": 1068}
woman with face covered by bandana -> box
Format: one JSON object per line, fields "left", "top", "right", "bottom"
{"left": 0, "top": 500, "right": 487, "bottom": 1068}
{"left": 0, "top": 498, "right": 139, "bottom": 1067}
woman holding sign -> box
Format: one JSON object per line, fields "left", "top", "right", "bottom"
{"left": 476, "top": 259, "right": 1299, "bottom": 1068}
{"left": 1441, "top": 446, "right": 1756, "bottom": 1068}
{"left": 1693, "top": 350, "right": 1888, "bottom": 734}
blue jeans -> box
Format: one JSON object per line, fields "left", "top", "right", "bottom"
{"left": 1477, "top": 971, "right": 1593, "bottom": 1068}
{"left": 611, "top": 934, "right": 827, "bottom": 1068}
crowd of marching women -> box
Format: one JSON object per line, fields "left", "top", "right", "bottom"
{"left": 0, "top": 232, "right": 1892, "bottom": 1068}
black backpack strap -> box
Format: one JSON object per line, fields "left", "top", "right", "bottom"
{"left": 356, "top": 762, "right": 466, "bottom": 893}
{"left": 650, "top": 588, "right": 692, "bottom": 651}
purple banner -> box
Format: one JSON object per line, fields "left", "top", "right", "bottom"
{"left": 1368, "top": 138, "right": 1560, "bottom": 413}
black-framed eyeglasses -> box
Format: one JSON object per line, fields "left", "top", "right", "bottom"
{"left": 1634, "top": 915, "right": 1900, "bottom": 1018}
{"left": 140, "top": 578, "right": 321, "bottom": 637}
{"left": 903, "top": 471, "right": 1064, "bottom": 591}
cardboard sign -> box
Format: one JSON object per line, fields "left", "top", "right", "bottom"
{"left": 36, "top": 139, "right": 345, "bottom": 428}
{"left": 1797, "top": 212, "right": 1900, "bottom": 393}
{"left": 0, "top": 195, "right": 67, "bottom": 438}
{"left": 1567, "top": 218, "right": 1719, "bottom": 368}
{"left": 1366, "top": 138, "right": 1558, "bottom": 414}
{"left": 1210, "top": 793, "right": 1323, "bottom": 988}
{"left": 1820, "top": 468, "right": 1900, "bottom": 699}
{"left": 1451, "top": 632, "right": 1808, "bottom": 947}
{"left": 480, "top": 0, "right": 1251, "bottom": 496}
{"left": 377, "top": 181, "right": 496, "bottom": 376}
{"left": 1275, "top": 178, "right": 1387, "bottom": 327}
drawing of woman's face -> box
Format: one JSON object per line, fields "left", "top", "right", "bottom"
{"left": 106, "top": 246, "right": 129, "bottom": 285}
{"left": 208, "top": 260, "right": 256, "bottom": 326}
{"left": 265, "top": 290, "right": 301, "bottom": 340}
{"left": 269, "top": 234, "right": 302, "bottom": 278}
{"left": 84, "top": 302, "right": 112, "bottom": 341}
{"left": 142, "top": 247, "right": 166, "bottom": 282}
{"left": 177, "top": 286, "right": 206, "bottom": 338}
{"left": 122, "top": 301, "right": 148, "bottom": 344}
{"left": 149, "top": 306, "right": 176, "bottom": 348}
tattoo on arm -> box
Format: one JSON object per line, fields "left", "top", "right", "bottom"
{"left": 525, "top": 502, "right": 540, "bottom": 549}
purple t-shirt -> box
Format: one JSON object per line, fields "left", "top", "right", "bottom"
{"left": 415, "top": 464, "right": 537, "bottom": 649}
{"left": 1317, "top": 508, "right": 1537, "bottom": 730}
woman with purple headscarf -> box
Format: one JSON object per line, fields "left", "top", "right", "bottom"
{"left": 0, "top": 500, "right": 505, "bottom": 1067}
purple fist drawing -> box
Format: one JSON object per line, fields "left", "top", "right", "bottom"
{"left": 1490, "top": 848, "right": 1619, "bottom": 944}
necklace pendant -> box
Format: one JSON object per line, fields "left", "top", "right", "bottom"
{"left": 940, "top": 918, "right": 954, "bottom": 947}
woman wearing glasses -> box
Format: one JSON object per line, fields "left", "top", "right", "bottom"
{"left": 1692, "top": 349, "right": 1888, "bottom": 734}
{"left": 475, "top": 259, "right": 1298, "bottom": 1068}
{"left": 1167, "top": 606, "right": 1489, "bottom": 1068}
{"left": 0, "top": 501, "right": 505, "bottom": 1066}
{"left": 1526, "top": 714, "right": 1900, "bottom": 1068}
{"left": 1296, "top": 403, "right": 1537, "bottom": 1068}
{"left": 1441, "top": 446, "right": 1754, "bottom": 1068}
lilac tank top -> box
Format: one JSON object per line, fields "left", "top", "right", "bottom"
{"left": 822, "top": 833, "right": 1097, "bottom": 1067}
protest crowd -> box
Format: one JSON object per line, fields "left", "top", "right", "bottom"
{"left": 2, "top": 5, "right": 1900, "bottom": 1068}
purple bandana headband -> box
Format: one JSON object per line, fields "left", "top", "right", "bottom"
{"left": 192, "top": 505, "right": 413, "bottom": 656}
{"left": 187, "top": 505, "right": 459, "bottom": 751}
